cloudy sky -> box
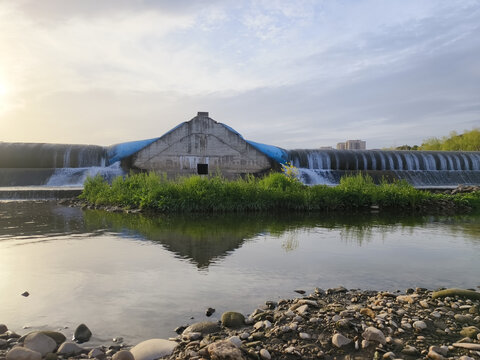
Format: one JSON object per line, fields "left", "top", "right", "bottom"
{"left": 0, "top": 0, "right": 479, "bottom": 149}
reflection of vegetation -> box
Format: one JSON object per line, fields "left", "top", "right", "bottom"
{"left": 82, "top": 209, "right": 480, "bottom": 267}
{"left": 80, "top": 172, "right": 480, "bottom": 213}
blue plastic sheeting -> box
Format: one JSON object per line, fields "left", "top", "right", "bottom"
{"left": 221, "top": 123, "right": 244, "bottom": 139}
{"left": 246, "top": 140, "right": 288, "bottom": 164}
{"left": 107, "top": 137, "right": 160, "bottom": 164}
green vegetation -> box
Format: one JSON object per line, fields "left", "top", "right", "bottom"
{"left": 79, "top": 172, "right": 480, "bottom": 213}
{"left": 421, "top": 128, "right": 480, "bottom": 151}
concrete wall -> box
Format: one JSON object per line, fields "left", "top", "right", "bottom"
{"left": 129, "top": 113, "right": 273, "bottom": 178}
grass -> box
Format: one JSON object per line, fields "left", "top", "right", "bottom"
{"left": 79, "top": 172, "right": 480, "bottom": 213}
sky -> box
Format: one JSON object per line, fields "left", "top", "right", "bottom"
{"left": 0, "top": 0, "right": 479, "bottom": 149}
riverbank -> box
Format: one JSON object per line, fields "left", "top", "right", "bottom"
{"left": 77, "top": 173, "right": 480, "bottom": 214}
{"left": 2, "top": 287, "right": 480, "bottom": 360}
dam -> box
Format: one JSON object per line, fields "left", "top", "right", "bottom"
{"left": 1, "top": 112, "right": 479, "bottom": 190}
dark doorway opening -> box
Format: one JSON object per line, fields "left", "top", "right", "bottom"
{"left": 197, "top": 163, "right": 208, "bottom": 175}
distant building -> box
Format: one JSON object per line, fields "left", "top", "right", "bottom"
{"left": 319, "top": 146, "right": 334, "bottom": 150}
{"left": 336, "top": 142, "right": 346, "bottom": 150}
{"left": 345, "top": 140, "right": 366, "bottom": 150}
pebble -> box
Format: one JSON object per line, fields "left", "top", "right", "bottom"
{"left": 332, "top": 333, "right": 351, "bottom": 348}
{"left": 413, "top": 320, "right": 427, "bottom": 330}
{"left": 207, "top": 340, "right": 244, "bottom": 360}
{"left": 259, "top": 348, "right": 271, "bottom": 360}
{"left": 6, "top": 347, "right": 41, "bottom": 360}
{"left": 362, "top": 326, "right": 386, "bottom": 344}
{"left": 57, "top": 342, "right": 83, "bottom": 356}
{"left": 24, "top": 332, "right": 57, "bottom": 356}
{"left": 130, "top": 339, "right": 178, "bottom": 360}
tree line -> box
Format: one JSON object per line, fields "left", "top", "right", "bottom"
{"left": 393, "top": 128, "right": 480, "bottom": 151}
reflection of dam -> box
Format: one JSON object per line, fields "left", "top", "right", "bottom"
{"left": 1, "top": 112, "right": 479, "bottom": 188}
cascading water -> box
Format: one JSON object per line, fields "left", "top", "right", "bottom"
{"left": 287, "top": 149, "right": 480, "bottom": 187}
{"left": 0, "top": 142, "right": 124, "bottom": 187}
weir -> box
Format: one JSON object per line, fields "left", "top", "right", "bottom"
{"left": 287, "top": 149, "right": 480, "bottom": 187}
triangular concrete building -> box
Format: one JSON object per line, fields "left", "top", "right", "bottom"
{"left": 126, "top": 112, "right": 277, "bottom": 178}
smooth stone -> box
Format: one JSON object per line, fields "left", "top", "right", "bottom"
{"left": 459, "top": 326, "right": 479, "bottom": 338}
{"left": 259, "top": 348, "right": 271, "bottom": 360}
{"left": 459, "top": 356, "right": 475, "bottom": 360}
{"left": 452, "top": 343, "right": 480, "bottom": 350}
{"left": 57, "top": 341, "right": 84, "bottom": 356}
{"left": 360, "top": 308, "right": 375, "bottom": 319}
{"left": 427, "top": 349, "right": 445, "bottom": 360}
{"left": 183, "top": 321, "right": 221, "bottom": 335}
{"left": 73, "top": 324, "right": 92, "bottom": 343}
{"left": 299, "top": 332, "right": 311, "bottom": 339}
{"left": 207, "top": 340, "right": 245, "bottom": 360}
{"left": 206, "top": 307, "right": 215, "bottom": 317}
{"left": 221, "top": 312, "right": 245, "bottom": 328}
{"left": 382, "top": 351, "right": 395, "bottom": 359}
{"left": 0, "top": 339, "right": 8, "bottom": 348}
{"left": 6, "top": 347, "right": 41, "bottom": 360}
{"left": 24, "top": 332, "right": 57, "bottom": 356}
{"left": 401, "top": 345, "right": 419, "bottom": 356}
{"left": 296, "top": 304, "right": 309, "bottom": 315}
{"left": 88, "top": 348, "right": 105, "bottom": 359}
{"left": 0, "top": 324, "right": 7, "bottom": 334}
{"left": 18, "top": 331, "right": 66, "bottom": 346}
{"left": 187, "top": 332, "right": 202, "bottom": 341}
{"left": 112, "top": 350, "right": 134, "bottom": 360}
{"left": 429, "top": 346, "right": 448, "bottom": 356}
{"left": 332, "top": 333, "right": 352, "bottom": 348}
{"left": 362, "top": 326, "right": 386, "bottom": 345}
{"left": 227, "top": 336, "right": 242, "bottom": 348}
{"left": 130, "top": 339, "right": 178, "bottom": 360}
{"left": 413, "top": 320, "right": 427, "bottom": 331}
{"left": 44, "top": 353, "right": 57, "bottom": 360}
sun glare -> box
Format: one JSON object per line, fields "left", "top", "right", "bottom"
{"left": 0, "top": 82, "right": 7, "bottom": 97}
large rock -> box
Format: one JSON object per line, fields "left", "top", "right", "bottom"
{"left": 0, "top": 324, "right": 7, "bottom": 334}
{"left": 221, "top": 312, "right": 245, "bottom": 328}
{"left": 6, "top": 347, "right": 42, "bottom": 360}
{"left": 362, "top": 326, "right": 386, "bottom": 345}
{"left": 130, "top": 339, "right": 177, "bottom": 360}
{"left": 207, "top": 340, "right": 246, "bottom": 360}
{"left": 183, "top": 321, "right": 221, "bottom": 335}
{"left": 332, "top": 333, "right": 352, "bottom": 348}
{"left": 73, "top": 324, "right": 92, "bottom": 343}
{"left": 460, "top": 326, "right": 480, "bottom": 338}
{"left": 57, "top": 341, "right": 84, "bottom": 356}
{"left": 112, "top": 350, "right": 134, "bottom": 360}
{"left": 24, "top": 332, "right": 57, "bottom": 356}
{"left": 19, "top": 331, "right": 66, "bottom": 346}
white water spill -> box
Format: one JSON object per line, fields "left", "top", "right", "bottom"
{"left": 45, "top": 162, "right": 124, "bottom": 187}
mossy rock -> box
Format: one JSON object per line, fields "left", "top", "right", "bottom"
{"left": 183, "top": 321, "right": 220, "bottom": 335}
{"left": 460, "top": 326, "right": 480, "bottom": 339}
{"left": 221, "top": 311, "right": 245, "bottom": 328}
{"left": 431, "top": 288, "right": 480, "bottom": 300}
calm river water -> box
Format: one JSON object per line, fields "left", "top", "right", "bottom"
{"left": 0, "top": 201, "right": 479, "bottom": 345}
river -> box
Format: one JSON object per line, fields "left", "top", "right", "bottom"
{"left": 0, "top": 201, "right": 479, "bottom": 346}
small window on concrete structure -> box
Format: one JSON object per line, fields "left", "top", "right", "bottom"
{"left": 197, "top": 164, "right": 208, "bottom": 175}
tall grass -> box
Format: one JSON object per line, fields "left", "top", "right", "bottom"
{"left": 79, "top": 172, "right": 479, "bottom": 213}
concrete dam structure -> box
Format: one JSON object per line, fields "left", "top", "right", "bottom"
{"left": 1, "top": 111, "right": 480, "bottom": 189}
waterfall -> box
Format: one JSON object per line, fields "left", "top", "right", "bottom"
{"left": 287, "top": 149, "right": 480, "bottom": 187}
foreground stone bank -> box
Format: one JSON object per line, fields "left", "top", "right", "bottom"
{"left": 2, "top": 287, "right": 480, "bottom": 360}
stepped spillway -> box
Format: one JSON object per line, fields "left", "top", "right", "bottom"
{"left": 287, "top": 149, "right": 480, "bottom": 187}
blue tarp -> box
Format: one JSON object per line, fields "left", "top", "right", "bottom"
{"left": 107, "top": 137, "right": 160, "bottom": 164}
{"left": 246, "top": 140, "right": 288, "bottom": 165}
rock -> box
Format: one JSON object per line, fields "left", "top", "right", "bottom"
{"left": 360, "top": 308, "right": 375, "bottom": 319}
{"left": 459, "top": 356, "right": 475, "bottom": 360}
{"left": 206, "top": 307, "right": 215, "bottom": 317}
{"left": 112, "top": 350, "right": 134, "bottom": 360}
{"left": 296, "top": 304, "right": 309, "bottom": 315}
{"left": 57, "top": 342, "right": 84, "bottom": 356}
{"left": 299, "top": 332, "right": 311, "bottom": 339}
{"left": 18, "top": 331, "right": 66, "bottom": 346}
{"left": 459, "top": 326, "right": 479, "bottom": 338}
{"left": 259, "top": 348, "right": 271, "bottom": 360}
{"left": 452, "top": 342, "right": 480, "bottom": 350}
{"left": 454, "top": 314, "right": 471, "bottom": 323}
{"left": 73, "top": 324, "right": 92, "bottom": 343}
{"left": 362, "top": 326, "right": 386, "bottom": 345}
{"left": 6, "top": 347, "right": 41, "bottom": 360}
{"left": 401, "top": 345, "right": 419, "bottom": 356}
{"left": 221, "top": 312, "right": 245, "bottom": 328}
{"left": 413, "top": 320, "right": 427, "bottom": 331}
{"left": 0, "top": 339, "right": 8, "bottom": 348}
{"left": 0, "top": 324, "right": 7, "bottom": 334}
{"left": 227, "top": 336, "right": 242, "bottom": 348}
{"left": 382, "top": 351, "right": 395, "bottom": 359}
{"left": 130, "top": 339, "right": 178, "bottom": 360}
{"left": 207, "top": 340, "right": 246, "bottom": 360}
{"left": 24, "top": 332, "right": 57, "bottom": 356}
{"left": 429, "top": 346, "right": 448, "bottom": 356}
{"left": 183, "top": 321, "right": 221, "bottom": 335}
{"left": 44, "top": 353, "right": 57, "bottom": 360}
{"left": 21, "top": 291, "right": 30, "bottom": 297}
{"left": 427, "top": 349, "right": 445, "bottom": 360}
{"left": 332, "top": 333, "right": 352, "bottom": 348}
{"left": 88, "top": 348, "right": 105, "bottom": 359}
{"left": 186, "top": 332, "right": 202, "bottom": 341}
